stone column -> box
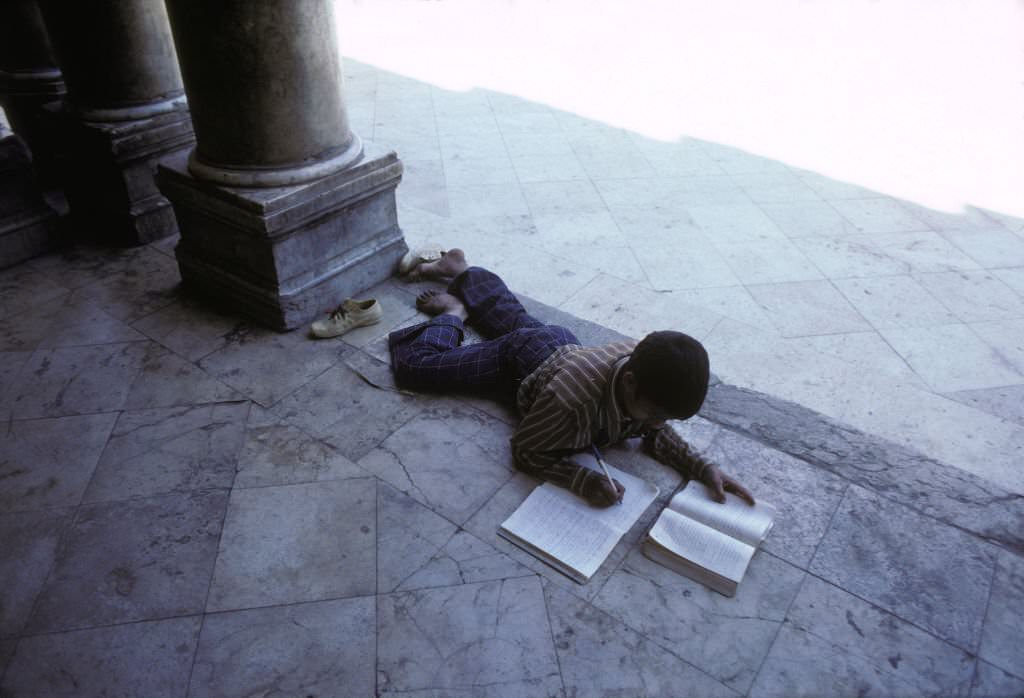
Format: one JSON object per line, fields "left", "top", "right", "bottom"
{"left": 0, "top": 108, "right": 60, "bottom": 267}
{"left": 157, "top": 0, "right": 407, "bottom": 331}
{"left": 0, "top": 0, "right": 66, "bottom": 186}
{"left": 36, "top": 0, "right": 195, "bottom": 244}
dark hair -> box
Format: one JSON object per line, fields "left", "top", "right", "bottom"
{"left": 625, "top": 330, "right": 709, "bottom": 419}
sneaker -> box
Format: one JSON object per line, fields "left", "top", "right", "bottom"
{"left": 310, "top": 298, "right": 383, "bottom": 338}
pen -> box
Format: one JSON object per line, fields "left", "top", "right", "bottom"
{"left": 591, "top": 445, "right": 622, "bottom": 505}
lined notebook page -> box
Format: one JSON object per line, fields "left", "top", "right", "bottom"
{"left": 500, "top": 465, "right": 659, "bottom": 580}
{"left": 649, "top": 509, "right": 755, "bottom": 582}
{"left": 669, "top": 481, "right": 775, "bottom": 545}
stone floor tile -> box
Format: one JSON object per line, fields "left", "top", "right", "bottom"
{"left": 0, "top": 413, "right": 117, "bottom": 513}
{"left": 82, "top": 403, "right": 248, "bottom": 503}
{"left": 446, "top": 182, "right": 530, "bottom": 218}
{"left": 671, "top": 175, "right": 752, "bottom": 207}
{"left": 531, "top": 209, "right": 625, "bottom": 248}
{"left": 577, "top": 150, "right": 656, "bottom": 180}
{"left": 0, "top": 616, "right": 201, "bottom": 697}
{"left": 27, "top": 491, "right": 227, "bottom": 633}
{"left": 511, "top": 152, "right": 589, "bottom": 183}
{"left": 559, "top": 273, "right": 723, "bottom": 343}
{"left": 377, "top": 576, "right": 562, "bottom": 696}
{"left": 716, "top": 239, "right": 824, "bottom": 285}
{"left": 689, "top": 202, "right": 788, "bottom": 244}
{"left": 832, "top": 275, "right": 959, "bottom": 329}
{"left": 790, "top": 235, "right": 912, "bottom": 278}
{"left": 610, "top": 205, "right": 706, "bottom": 246}
{"left": 707, "top": 429, "right": 848, "bottom": 568}
{"left": 71, "top": 247, "right": 181, "bottom": 323}
{"left": 937, "top": 229, "right": 1024, "bottom": 270}
{"left": 971, "top": 660, "right": 1024, "bottom": 698}
{"left": 0, "top": 295, "right": 145, "bottom": 352}
{"left": 123, "top": 343, "right": 243, "bottom": 409}
{"left": 10, "top": 342, "right": 151, "bottom": 418}
{"left": 495, "top": 109, "right": 561, "bottom": 135}
{"left": 399, "top": 158, "right": 451, "bottom": 216}
{"left": 749, "top": 576, "right": 974, "bottom": 698}
{"left": 897, "top": 201, "right": 1009, "bottom": 233}
{"left": 545, "top": 582, "right": 737, "bottom": 698}
{"left": 671, "top": 285, "right": 777, "bottom": 332}
{"left": 198, "top": 322, "right": 348, "bottom": 407}
{"left": 868, "top": 230, "right": 984, "bottom": 273}
{"left": 205, "top": 478, "right": 376, "bottom": 612}
{"left": 633, "top": 240, "right": 742, "bottom": 291}
{"left": 442, "top": 154, "right": 518, "bottom": 188}
{"left": 377, "top": 481, "right": 457, "bottom": 591}
{"left": 992, "top": 267, "right": 1024, "bottom": 296}
{"left": 379, "top": 478, "right": 532, "bottom": 594}
{"left": 731, "top": 171, "right": 821, "bottom": 203}
{"left": 0, "top": 508, "right": 75, "bottom": 636}
{"left": 357, "top": 402, "right": 515, "bottom": 525}
{"left": 372, "top": 126, "right": 441, "bottom": 161}
{"left": 746, "top": 280, "right": 873, "bottom": 337}
{"left": 970, "top": 319, "right": 1024, "bottom": 375}
{"left": 504, "top": 132, "right": 575, "bottom": 158}
{"left": 809, "top": 485, "right": 997, "bottom": 651}
{"left": 792, "top": 331, "right": 928, "bottom": 386}
{"left": 188, "top": 597, "right": 375, "bottom": 698}
{"left": 234, "top": 405, "right": 366, "bottom": 488}
{"left": 760, "top": 200, "right": 861, "bottom": 238}
{"left": 439, "top": 133, "right": 509, "bottom": 162}
{"left": 594, "top": 548, "right": 805, "bottom": 693}
{"left": 945, "top": 384, "right": 1024, "bottom": 428}
{"left": 30, "top": 242, "right": 166, "bottom": 291}
{"left": 520, "top": 179, "right": 607, "bottom": 216}
{"left": 978, "top": 548, "right": 1024, "bottom": 679}
{"left": 593, "top": 177, "right": 687, "bottom": 212}
{"left": 644, "top": 147, "right": 725, "bottom": 178}
{"left": 0, "top": 351, "right": 33, "bottom": 422}
{"left": 703, "top": 144, "right": 789, "bottom": 175}
{"left": 790, "top": 170, "right": 880, "bottom": 201}
{"left": 915, "top": 270, "right": 1024, "bottom": 323}
{"left": 878, "top": 324, "right": 1023, "bottom": 392}
{"left": 130, "top": 295, "right": 248, "bottom": 363}
{"left": 273, "top": 349, "right": 427, "bottom": 462}
{"left": 0, "top": 263, "right": 69, "bottom": 317}
{"left": 830, "top": 197, "right": 930, "bottom": 234}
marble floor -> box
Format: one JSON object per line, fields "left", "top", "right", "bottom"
{"left": 0, "top": 236, "right": 1022, "bottom": 695}
{"left": 3, "top": 9, "right": 1024, "bottom": 694}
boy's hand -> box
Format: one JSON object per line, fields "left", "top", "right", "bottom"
{"left": 702, "top": 465, "right": 755, "bottom": 506}
{"left": 582, "top": 476, "right": 625, "bottom": 508}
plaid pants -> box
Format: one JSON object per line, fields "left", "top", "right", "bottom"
{"left": 389, "top": 267, "right": 580, "bottom": 393}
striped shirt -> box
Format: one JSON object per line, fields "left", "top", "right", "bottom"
{"left": 512, "top": 341, "right": 715, "bottom": 498}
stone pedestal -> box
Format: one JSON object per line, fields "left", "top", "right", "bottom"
{"left": 36, "top": 0, "right": 192, "bottom": 245}
{"left": 0, "top": 0, "right": 67, "bottom": 187}
{"left": 0, "top": 131, "right": 60, "bottom": 268}
{"left": 44, "top": 101, "right": 193, "bottom": 245}
{"left": 159, "top": 0, "right": 407, "bottom": 330}
{"left": 158, "top": 143, "right": 405, "bottom": 331}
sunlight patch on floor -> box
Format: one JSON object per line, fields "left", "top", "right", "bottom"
{"left": 335, "top": 0, "right": 1024, "bottom": 217}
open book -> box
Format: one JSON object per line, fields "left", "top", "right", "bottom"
{"left": 643, "top": 481, "right": 776, "bottom": 597}
{"left": 498, "top": 464, "right": 659, "bottom": 584}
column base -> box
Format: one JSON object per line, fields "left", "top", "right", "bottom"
{"left": 46, "top": 102, "right": 194, "bottom": 246}
{"left": 0, "top": 134, "right": 60, "bottom": 268}
{"left": 157, "top": 142, "right": 408, "bottom": 332}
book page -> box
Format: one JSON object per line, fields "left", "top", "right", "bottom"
{"left": 668, "top": 481, "right": 775, "bottom": 546}
{"left": 649, "top": 508, "right": 755, "bottom": 583}
{"left": 499, "top": 464, "right": 659, "bottom": 581}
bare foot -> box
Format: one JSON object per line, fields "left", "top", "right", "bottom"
{"left": 416, "top": 290, "right": 468, "bottom": 320}
{"left": 409, "top": 248, "right": 468, "bottom": 281}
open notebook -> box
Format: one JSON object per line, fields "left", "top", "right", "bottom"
{"left": 643, "top": 481, "right": 776, "bottom": 597}
{"left": 498, "top": 464, "right": 659, "bottom": 584}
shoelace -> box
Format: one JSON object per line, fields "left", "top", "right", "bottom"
{"left": 328, "top": 306, "right": 348, "bottom": 321}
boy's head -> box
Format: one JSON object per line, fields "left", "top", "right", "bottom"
{"left": 620, "top": 330, "right": 709, "bottom": 425}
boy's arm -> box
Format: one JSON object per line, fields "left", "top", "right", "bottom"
{"left": 642, "top": 426, "right": 755, "bottom": 505}
{"left": 511, "top": 392, "right": 623, "bottom": 507}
